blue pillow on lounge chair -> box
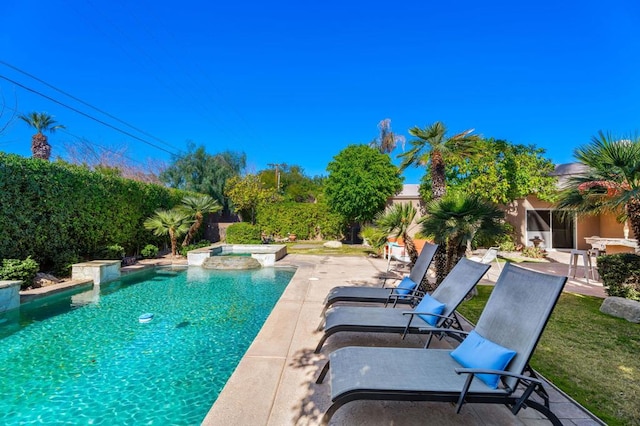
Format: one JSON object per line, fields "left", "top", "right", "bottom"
{"left": 415, "top": 294, "right": 445, "bottom": 326}
{"left": 450, "top": 330, "right": 517, "bottom": 389}
{"left": 394, "top": 277, "right": 417, "bottom": 295}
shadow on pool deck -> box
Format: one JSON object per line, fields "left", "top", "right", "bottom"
{"left": 202, "top": 253, "right": 605, "bottom": 426}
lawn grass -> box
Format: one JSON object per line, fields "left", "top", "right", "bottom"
{"left": 458, "top": 285, "right": 640, "bottom": 426}
{"left": 285, "top": 241, "right": 376, "bottom": 256}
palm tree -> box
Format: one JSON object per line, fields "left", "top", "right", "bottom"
{"left": 398, "top": 121, "right": 479, "bottom": 201}
{"left": 420, "top": 192, "right": 505, "bottom": 281}
{"left": 374, "top": 203, "right": 419, "bottom": 263}
{"left": 19, "top": 112, "right": 65, "bottom": 160}
{"left": 556, "top": 131, "right": 640, "bottom": 240}
{"left": 178, "top": 195, "right": 222, "bottom": 247}
{"left": 370, "top": 118, "right": 405, "bottom": 154}
{"left": 144, "top": 209, "right": 190, "bottom": 256}
{"left": 398, "top": 121, "right": 480, "bottom": 283}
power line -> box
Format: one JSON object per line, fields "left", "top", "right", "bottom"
{"left": 0, "top": 73, "right": 179, "bottom": 156}
{"left": 0, "top": 60, "right": 181, "bottom": 153}
{"left": 1, "top": 101, "right": 159, "bottom": 169}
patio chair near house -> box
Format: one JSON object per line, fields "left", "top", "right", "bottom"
{"left": 316, "top": 262, "right": 567, "bottom": 425}
{"left": 315, "top": 258, "right": 490, "bottom": 353}
{"left": 469, "top": 246, "right": 501, "bottom": 279}
{"left": 318, "top": 243, "right": 438, "bottom": 320}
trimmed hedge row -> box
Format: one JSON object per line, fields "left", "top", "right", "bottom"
{"left": 0, "top": 153, "right": 187, "bottom": 273}
{"left": 256, "top": 202, "right": 345, "bottom": 240}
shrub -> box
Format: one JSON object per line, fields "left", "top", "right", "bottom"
{"left": 98, "top": 244, "right": 125, "bottom": 260}
{"left": 226, "top": 223, "right": 262, "bottom": 244}
{"left": 50, "top": 250, "right": 81, "bottom": 278}
{"left": 597, "top": 253, "right": 640, "bottom": 301}
{"left": 0, "top": 256, "right": 39, "bottom": 290}
{"left": 141, "top": 244, "right": 159, "bottom": 259}
{"left": 178, "top": 241, "right": 211, "bottom": 257}
{"left": 359, "top": 225, "right": 388, "bottom": 256}
{"left": 473, "top": 221, "right": 514, "bottom": 250}
{"left": 521, "top": 246, "right": 545, "bottom": 259}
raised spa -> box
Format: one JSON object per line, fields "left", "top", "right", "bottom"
{"left": 187, "top": 244, "right": 287, "bottom": 267}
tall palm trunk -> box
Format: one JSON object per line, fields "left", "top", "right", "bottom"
{"left": 182, "top": 212, "right": 203, "bottom": 246}
{"left": 402, "top": 233, "right": 418, "bottom": 264}
{"left": 31, "top": 133, "right": 51, "bottom": 160}
{"left": 626, "top": 198, "right": 640, "bottom": 240}
{"left": 169, "top": 229, "right": 177, "bottom": 256}
{"left": 431, "top": 152, "right": 447, "bottom": 201}
{"left": 431, "top": 152, "right": 449, "bottom": 284}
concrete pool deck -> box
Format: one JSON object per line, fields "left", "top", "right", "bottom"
{"left": 202, "top": 252, "right": 606, "bottom": 425}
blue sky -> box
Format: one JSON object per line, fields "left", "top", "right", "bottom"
{"left": 1, "top": 1, "right": 639, "bottom": 183}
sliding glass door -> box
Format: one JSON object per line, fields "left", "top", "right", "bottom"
{"left": 526, "top": 209, "right": 574, "bottom": 249}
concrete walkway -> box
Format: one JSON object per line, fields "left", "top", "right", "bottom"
{"left": 203, "top": 253, "right": 606, "bottom": 425}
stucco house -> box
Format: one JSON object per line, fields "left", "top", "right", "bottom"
{"left": 390, "top": 163, "right": 636, "bottom": 253}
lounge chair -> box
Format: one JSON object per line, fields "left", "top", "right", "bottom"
{"left": 315, "top": 258, "right": 490, "bottom": 353}
{"left": 319, "top": 242, "right": 438, "bottom": 319}
{"left": 316, "top": 263, "right": 567, "bottom": 425}
{"left": 469, "top": 246, "right": 501, "bottom": 279}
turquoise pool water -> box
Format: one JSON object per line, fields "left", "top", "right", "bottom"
{"left": 0, "top": 266, "right": 295, "bottom": 425}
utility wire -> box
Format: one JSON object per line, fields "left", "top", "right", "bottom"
{"left": 0, "top": 73, "right": 179, "bottom": 156}
{"left": 2, "top": 101, "right": 160, "bottom": 168}
{"left": 0, "top": 60, "right": 181, "bottom": 153}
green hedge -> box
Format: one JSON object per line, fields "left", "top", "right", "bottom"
{"left": 597, "top": 253, "right": 640, "bottom": 301}
{"left": 256, "top": 202, "right": 346, "bottom": 240}
{"left": 0, "top": 154, "right": 188, "bottom": 273}
{"left": 226, "top": 223, "right": 262, "bottom": 244}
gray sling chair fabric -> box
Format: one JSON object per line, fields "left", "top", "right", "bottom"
{"left": 316, "top": 263, "right": 567, "bottom": 425}
{"left": 315, "top": 258, "right": 490, "bottom": 353}
{"left": 318, "top": 242, "right": 438, "bottom": 319}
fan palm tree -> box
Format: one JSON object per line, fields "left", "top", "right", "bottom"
{"left": 19, "top": 112, "right": 65, "bottom": 160}
{"left": 556, "top": 131, "right": 640, "bottom": 240}
{"left": 420, "top": 192, "right": 505, "bottom": 281}
{"left": 398, "top": 121, "right": 480, "bottom": 283}
{"left": 398, "top": 121, "right": 479, "bottom": 201}
{"left": 370, "top": 118, "right": 405, "bottom": 154}
{"left": 178, "top": 195, "right": 222, "bottom": 247}
{"left": 374, "top": 203, "right": 418, "bottom": 264}
{"left": 144, "top": 209, "right": 190, "bottom": 256}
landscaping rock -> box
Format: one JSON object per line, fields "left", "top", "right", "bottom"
{"left": 600, "top": 296, "right": 640, "bottom": 323}
{"left": 32, "top": 273, "right": 62, "bottom": 288}
{"left": 323, "top": 241, "right": 343, "bottom": 249}
{"left": 201, "top": 256, "right": 261, "bottom": 270}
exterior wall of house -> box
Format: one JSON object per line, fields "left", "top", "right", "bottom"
{"left": 387, "top": 184, "right": 425, "bottom": 238}
{"left": 390, "top": 170, "right": 631, "bottom": 250}
{"left": 508, "top": 195, "right": 625, "bottom": 250}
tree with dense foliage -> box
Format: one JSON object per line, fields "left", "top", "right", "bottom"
{"left": 325, "top": 144, "right": 403, "bottom": 226}
{"left": 420, "top": 192, "right": 505, "bottom": 279}
{"left": 374, "top": 203, "right": 418, "bottom": 263}
{"left": 160, "top": 143, "right": 246, "bottom": 214}
{"left": 258, "top": 164, "right": 323, "bottom": 202}
{"left": 144, "top": 209, "right": 190, "bottom": 256}
{"left": 19, "top": 112, "right": 65, "bottom": 160}
{"left": 225, "top": 174, "right": 280, "bottom": 224}
{"left": 439, "top": 138, "right": 557, "bottom": 204}
{"left": 370, "top": 118, "right": 405, "bottom": 154}
{"left": 555, "top": 131, "right": 640, "bottom": 240}
{"left": 178, "top": 195, "right": 222, "bottom": 246}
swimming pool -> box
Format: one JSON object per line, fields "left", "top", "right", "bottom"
{"left": 0, "top": 266, "right": 295, "bottom": 424}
